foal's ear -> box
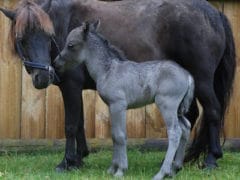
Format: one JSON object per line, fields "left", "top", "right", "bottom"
{"left": 91, "top": 20, "right": 101, "bottom": 31}
{"left": 0, "top": 8, "right": 15, "bottom": 20}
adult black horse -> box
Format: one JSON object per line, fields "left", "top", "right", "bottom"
{"left": 0, "top": 0, "right": 235, "bottom": 171}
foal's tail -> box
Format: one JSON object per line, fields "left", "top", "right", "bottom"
{"left": 179, "top": 75, "right": 195, "bottom": 118}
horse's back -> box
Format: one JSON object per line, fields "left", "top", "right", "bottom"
{"left": 80, "top": 0, "right": 225, "bottom": 64}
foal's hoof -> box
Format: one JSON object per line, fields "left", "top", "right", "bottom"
{"left": 107, "top": 165, "right": 125, "bottom": 177}
{"left": 107, "top": 165, "right": 115, "bottom": 175}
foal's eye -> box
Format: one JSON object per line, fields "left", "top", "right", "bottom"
{"left": 68, "top": 43, "right": 75, "bottom": 50}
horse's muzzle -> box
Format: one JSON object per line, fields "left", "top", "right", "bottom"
{"left": 31, "top": 65, "right": 58, "bottom": 89}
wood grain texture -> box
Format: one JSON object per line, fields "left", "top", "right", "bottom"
{"left": 0, "top": 0, "right": 21, "bottom": 138}
{"left": 126, "top": 107, "right": 146, "bottom": 138}
{"left": 223, "top": 1, "right": 240, "bottom": 138}
{"left": 21, "top": 70, "right": 46, "bottom": 139}
{"left": 46, "top": 85, "right": 64, "bottom": 139}
{"left": 83, "top": 90, "right": 96, "bottom": 138}
{"left": 95, "top": 93, "right": 111, "bottom": 138}
{"left": 146, "top": 104, "right": 167, "bottom": 138}
{"left": 0, "top": 0, "right": 240, "bottom": 139}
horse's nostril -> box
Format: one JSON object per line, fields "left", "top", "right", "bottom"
{"left": 34, "top": 74, "right": 40, "bottom": 83}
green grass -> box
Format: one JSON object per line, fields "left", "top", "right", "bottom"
{"left": 0, "top": 149, "right": 240, "bottom": 180}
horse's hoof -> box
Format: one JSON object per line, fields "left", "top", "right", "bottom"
{"left": 202, "top": 153, "right": 218, "bottom": 170}
{"left": 55, "top": 159, "right": 68, "bottom": 172}
{"left": 81, "top": 150, "right": 90, "bottom": 158}
{"left": 203, "top": 162, "right": 218, "bottom": 170}
{"left": 55, "top": 158, "right": 83, "bottom": 172}
{"left": 55, "top": 165, "right": 66, "bottom": 173}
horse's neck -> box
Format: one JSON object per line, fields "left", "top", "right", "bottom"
{"left": 49, "top": 0, "right": 104, "bottom": 57}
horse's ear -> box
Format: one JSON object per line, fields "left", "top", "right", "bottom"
{"left": 41, "top": 0, "right": 52, "bottom": 12}
{"left": 0, "top": 7, "right": 15, "bottom": 20}
{"left": 92, "top": 20, "right": 101, "bottom": 31}
{"left": 82, "top": 22, "right": 90, "bottom": 41}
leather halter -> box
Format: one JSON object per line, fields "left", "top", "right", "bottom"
{"left": 15, "top": 36, "right": 61, "bottom": 82}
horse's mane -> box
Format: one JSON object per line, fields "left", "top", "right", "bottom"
{"left": 10, "top": 0, "right": 54, "bottom": 43}
{"left": 93, "top": 31, "right": 126, "bottom": 61}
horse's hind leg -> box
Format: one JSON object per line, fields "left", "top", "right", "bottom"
{"left": 197, "top": 81, "right": 222, "bottom": 168}
{"left": 173, "top": 116, "right": 191, "bottom": 172}
{"left": 108, "top": 102, "right": 128, "bottom": 177}
{"left": 153, "top": 95, "right": 182, "bottom": 180}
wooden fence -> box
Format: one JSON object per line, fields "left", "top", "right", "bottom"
{"left": 0, "top": 0, "right": 240, "bottom": 140}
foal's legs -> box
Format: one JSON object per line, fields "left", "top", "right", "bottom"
{"left": 108, "top": 102, "right": 128, "bottom": 177}
{"left": 173, "top": 116, "right": 191, "bottom": 172}
{"left": 153, "top": 95, "right": 182, "bottom": 180}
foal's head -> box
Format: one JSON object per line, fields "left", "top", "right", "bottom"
{"left": 0, "top": 0, "right": 56, "bottom": 89}
{"left": 54, "top": 21, "right": 100, "bottom": 73}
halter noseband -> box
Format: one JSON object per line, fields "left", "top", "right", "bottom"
{"left": 16, "top": 36, "right": 61, "bottom": 83}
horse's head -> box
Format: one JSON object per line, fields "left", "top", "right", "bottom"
{"left": 0, "top": 0, "right": 58, "bottom": 89}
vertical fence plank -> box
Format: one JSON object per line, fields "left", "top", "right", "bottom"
{"left": 0, "top": 0, "right": 21, "bottom": 138}
{"left": 21, "top": 71, "right": 46, "bottom": 139}
{"left": 95, "top": 93, "right": 111, "bottom": 138}
{"left": 146, "top": 104, "right": 167, "bottom": 138}
{"left": 46, "top": 85, "right": 65, "bottom": 139}
{"left": 0, "top": 0, "right": 240, "bottom": 140}
{"left": 83, "top": 90, "right": 96, "bottom": 138}
{"left": 126, "top": 108, "right": 146, "bottom": 138}
{"left": 223, "top": 1, "right": 240, "bottom": 138}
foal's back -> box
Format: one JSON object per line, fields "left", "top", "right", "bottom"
{"left": 99, "top": 59, "right": 191, "bottom": 109}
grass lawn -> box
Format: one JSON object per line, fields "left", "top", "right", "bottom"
{"left": 0, "top": 149, "right": 240, "bottom": 180}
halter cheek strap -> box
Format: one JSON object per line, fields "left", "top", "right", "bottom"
{"left": 15, "top": 37, "right": 61, "bottom": 83}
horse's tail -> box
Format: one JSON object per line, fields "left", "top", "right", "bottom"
{"left": 214, "top": 12, "right": 236, "bottom": 126}
{"left": 179, "top": 75, "right": 195, "bottom": 118}
{"left": 185, "top": 12, "right": 236, "bottom": 162}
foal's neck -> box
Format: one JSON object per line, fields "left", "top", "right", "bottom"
{"left": 84, "top": 33, "right": 122, "bottom": 83}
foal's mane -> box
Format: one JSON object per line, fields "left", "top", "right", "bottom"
{"left": 93, "top": 31, "right": 126, "bottom": 61}
{"left": 10, "top": 0, "right": 54, "bottom": 44}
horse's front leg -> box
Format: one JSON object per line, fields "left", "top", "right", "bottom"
{"left": 56, "top": 81, "right": 88, "bottom": 172}
{"left": 107, "top": 101, "right": 128, "bottom": 177}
